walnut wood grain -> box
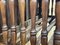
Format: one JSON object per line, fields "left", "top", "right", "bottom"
{"left": 0, "top": 0, "right": 8, "bottom": 45}
{"left": 18, "top": 0, "right": 26, "bottom": 45}
{"left": 41, "top": 0, "right": 49, "bottom": 45}
{"left": 30, "top": 0, "right": 37, "bottom": 45}
{"left": 8, "top": 0, "right": 16, "bottom": 45}
{"left": 54, "top": 1, "right": 60, "bottom": 45}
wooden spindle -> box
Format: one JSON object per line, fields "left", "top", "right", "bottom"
{"left": 18, "top": 0, "right": 26, "bottom": 45}
{"left": 41, "top": 0, "right": 48, "bottom": 45}
{"left": 54, "top": 1, "right": 60, "bottom": 45}
{"left": 0, "top": 0, "right": 8, "bottom": 45}
{"left": 30, "top": 0, "right": 37, "bottom": 45}
{"left": 0, "top": 2, "right": 3, "bottom": 45}
{"left": 8, "top": 0, "right": 16, "bottom": 45}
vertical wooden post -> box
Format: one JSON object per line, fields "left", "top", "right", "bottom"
{"left": 0, "top": 0, "right": 2, "bottom": 35}
{"left": 30, "top": 0, "right": 37, "bottom": 45}
{"left": 41, "top": 0, "right": 48, "bottom": 45}
{"left": 18, "top": 0, "right": 26, "bottom": 45}
{"left": 9, "top": 0, "right": 16, "bottom": 45}
{"left": 54, "top": 1, "right": 60, "bottom": 45}
{"left": 0, "top": 0, "right": 8, "bottom": 45}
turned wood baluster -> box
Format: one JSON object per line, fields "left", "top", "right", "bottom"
{"left": 0, "top": 0, "right": 8, "bottom": 45}
{"left": 18, "top": 0, "right": 26, "bottom": 45}
{"left": 0, "top": 0, "right": 2, "bottom": 34}
{"left": 30, "top": 0, "right": 37, "bottom": 45}
{"left": 8, "top": 0, "right": 16, "bottom": 45}
{"left": 54, "top": 1, "right": 60, "bottom": 45}
{"left": 41, "top": 0, "right": 48, "bottom": 45}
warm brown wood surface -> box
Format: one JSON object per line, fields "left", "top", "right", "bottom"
{"left": 9, "top": 0, "right": 16, "bottom": 45}
{"left": 30, "top": 0, "right": 37, "bottom": 45}
{"left": 41, "top": 0, "right": 49, "bottom": 45}
{"left": 54, "top": 1, "right": 60, "bottom": 45}
{"left": 0, "top": 0, "right": 57, "bottom": 45}
{"left": 0, "top": 0, "right": 8, "bottom": 45}
{"left": 18, "top": 0, "right": 26, "bottom": 45}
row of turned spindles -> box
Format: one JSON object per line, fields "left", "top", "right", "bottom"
{"left": 0, "top": 0, "right": 60, "bottom": 45}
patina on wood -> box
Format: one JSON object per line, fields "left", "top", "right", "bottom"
{"left": 0, "top": 0, "right": 8, "bottom": 45}
{"left": 54, "top": 1, "right": 60, "bottom": 45}
{"left": 8, "top": 0, "right": 16, "bottom": 45}
{"left": 18, "top": 0, "right": 26, "bottom": 45}
{"left": 30, "top": 0, "right": 37, "bottom": 45}
{"left": 41, "top": 0, "right": 49, "bottom": 45}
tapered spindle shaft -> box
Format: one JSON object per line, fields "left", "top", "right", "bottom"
{"left": 54, "top": 1, "right": 60, "bottom": 45}
{"left": 41, "top": 0, "right": 48, "bottom": 45}
{"left": 30, "top": 0, "right": 37, "bottom": 45}
{"left": 9, "top": 0, "right": 16, "bottom": 45}
{"left": 0, "top": 0, "right": 8, "bottom": 45}
{"left": 18, "top": 0, "right": 26, "bottom": 45}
